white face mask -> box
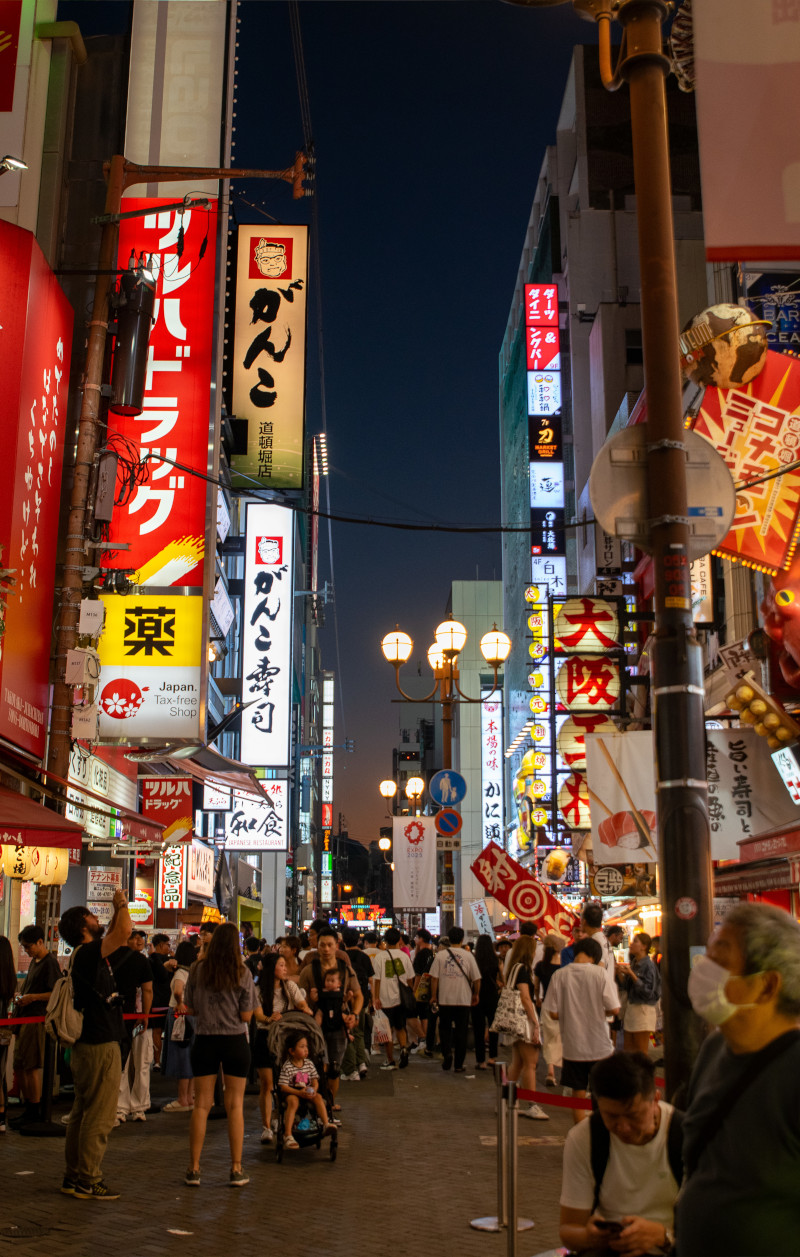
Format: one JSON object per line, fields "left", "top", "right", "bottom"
{"left": 687, "top": 955, "right": 761, "bottom": 1026}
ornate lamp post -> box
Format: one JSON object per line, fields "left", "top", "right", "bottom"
{"left": 380, "top": 617, "right": 511, "bottom": 929}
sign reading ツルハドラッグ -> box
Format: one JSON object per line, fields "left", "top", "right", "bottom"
{"left": 97, "top": 594, "right": 203, "bottom": 742}
{"left": 240, "top": 503, "right": 294, "bottom": 767}
{"left": 230, "top": 226, "right": 308, "bottom": 490}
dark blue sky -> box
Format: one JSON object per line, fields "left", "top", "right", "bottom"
{"left": 61, "top": 0, "right": 587, "bottom": 843}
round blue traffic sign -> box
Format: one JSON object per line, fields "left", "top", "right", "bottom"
{"left": 434, "top": 808, "right": 463, "bottom": 836}
{"left": 429, "top": 769, "right": 467, "bottom": 806}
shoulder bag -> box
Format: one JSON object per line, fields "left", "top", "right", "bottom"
{"left": 389, "top": 950, "right": 418, "bottom": 1017}
{"left": 490, "top": 963, "right": 528, "bottom": 1039}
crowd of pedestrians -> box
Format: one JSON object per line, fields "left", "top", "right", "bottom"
{"left": 0, "top": 897, "right": 799, "bottom": 1255}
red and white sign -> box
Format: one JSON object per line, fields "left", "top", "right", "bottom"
{"left": 471, "top": 841, "right": 579, "bottom": 936}
{"left": 0, "top": 221, "right": 73, "bottom": 759}
{"left": 392, "top": 816, "right": 437, "bottom": 911}
{"left": 106, "top": 199, "right": 217, "bottom": 588}
{"left": 140, "top": 775, "right": 193, "bottom": 845}
{"left": 157, "top": 844, "right": 188, "bottom": 911}
{"left": 526, "top": 325, "right": 560, "bottom": 371}
{"left": 525, "top": 284, "right": 558, "bottom": 326}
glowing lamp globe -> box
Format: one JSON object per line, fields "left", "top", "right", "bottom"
{"left": 434, "top": 619, "right": 467, "bottom": 656}
{"left": 480, "top": 626, "right": 511, "bottom": 665}
{"left": 405, "top": 776, "right": 425, "bottom": 799}
{"left": 381, "top": 629, "right": 413, "bottom": 664}
{"left": 427, "top": 643, "right": 445, "bottom": 671}
{"left": 379, "top": 780, "right": 397, "bottom": 799}
{"left": 378, "top": 836, "right": 392, "bottom": 851}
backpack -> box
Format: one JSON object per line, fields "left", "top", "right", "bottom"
{"left": 589, "top": 1107, "right": 684, "bottom": 1213}
{"left": 45, "top": 948, "right": 83, "bottom": 1046}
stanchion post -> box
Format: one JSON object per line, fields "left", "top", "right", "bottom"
{"left": 470, "top": 1061, "right": 508, "bottom": 1232}
{"left": 18, "top": 1031, "right": 66, "bottom": 1138}
{"left": 506, "top": 1080, "right": 519, "bottom": 1257}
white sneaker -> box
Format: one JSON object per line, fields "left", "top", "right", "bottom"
{"left": 260, "top": 1126, "right": 274, "bottom": 1144}
{"left": 520, "top": 1103, "right": 550, "bottom": 1121}
{"left": 342, "top": 1071, "right": 360, "bottom": 1082}
{"left": 380, "top": 1061, "right": 398, "bottom": 1071}
{"left": 131, "top": 1112, "right": 146, "bottom": 1123}
{"left": 369, "top": 1048, "right": 380, "bottom": 1056}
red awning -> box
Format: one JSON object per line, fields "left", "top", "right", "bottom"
{"left": 0, "top": 784, "right": 84, "bottom": 848}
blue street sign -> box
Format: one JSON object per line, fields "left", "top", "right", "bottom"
{"left": 429, "top": 769, "right": 467, "bottom": 806}
{"left": 435, "top": 808, "right": 463, "bottom": 837}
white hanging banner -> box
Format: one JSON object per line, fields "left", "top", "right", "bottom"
{"left": 470, "top": 898, "right": 495, "bottom": 940}
{"left": 392, "top": 816, "right": 437, "bottom": 910}
{"left": 240, "top": 503, "right": 294, "bottom": 766}
{"left": 585, "top": 731, "right": 658, "bottom": 864}
{"left": 706, "top": 728, "right": 799, "bottom": 860}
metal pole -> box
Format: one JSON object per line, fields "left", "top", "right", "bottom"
{"left": 442, "top": 668, "right": 455, "bottom": 933}
{"left": 506, "top": 1080, "right": 519, "bottom": 1257}
{"left": 471, "top": 1061, "right": 508, "bottom": 1232}
{"left": 619, "top": 0, "right": 712, "bottom": 1098}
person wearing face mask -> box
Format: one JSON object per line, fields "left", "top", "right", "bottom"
{"left": 676, "top": 903, "right": 800, "bottom": 1257}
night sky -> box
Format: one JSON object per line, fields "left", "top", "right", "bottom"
{"left": 60, "top": 0, "right": 588, "bottom": 843}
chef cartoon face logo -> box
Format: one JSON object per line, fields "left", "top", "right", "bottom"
{"left": 251, "top": 238, "right": 292, "bottom": 279}
{"left": 256, "top": 536, "right": 282, "bottom": 565}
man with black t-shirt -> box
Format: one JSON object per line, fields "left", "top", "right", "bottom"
{"left": 58, "top": 891, "right": 132, "bottom": 1200}
{"left": 14, "top": 925, "right": 61, "bottom": 1125}
{"left": 111, "top": 930, "right": 153, "bottom": 1125}
{"left": 148, "top": 933, "right": 173, "bottom": 1065}
{"left": 412, "top": 928, "right": 436, "bottom": 1056}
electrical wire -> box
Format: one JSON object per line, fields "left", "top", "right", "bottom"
{"left": 104, "top": 432, "right": 151, "bottom": 507}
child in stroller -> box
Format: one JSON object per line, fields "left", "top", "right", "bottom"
{"left": 268, "top": 1012, "right": 338, "bottom": 1160}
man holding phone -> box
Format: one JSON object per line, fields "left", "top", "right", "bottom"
{"left": 559, "top": 1053, "right": 681, "bottom": 1256}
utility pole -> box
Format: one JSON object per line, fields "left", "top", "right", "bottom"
{"left": 47, "top": 152, "right": 310, "bottom": 784}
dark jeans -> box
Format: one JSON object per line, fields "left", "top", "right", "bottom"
{"left": 471, "top": 996, "right": 499, "bottom": 1064}
{"left": 438, "top": 1005, "right": 470, "bottom": 1069}
{"left": 424, "top": 1004, "right": 438, "bottom": 1052}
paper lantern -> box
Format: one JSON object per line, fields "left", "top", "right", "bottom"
{"left": 2, "top": 845, "right": 33, "bottom": 879}
{"left": 555, "top": 598, "right": 620, "bottom": 654}
{"left": 32, "top": 848, "right": 68, "bottom": 886}
{"left": 529, "top": 694, "right": 547, "bottom": 715}
{"left": 529, "top": 640, "right": 546, "bottom": 660}
{"left": 556, "top": 655, "right": 620, "bottom": 712}
{"left": 531, "top": 806, "right": 548, "bottom": 827}
{"left": 557, "top": 714, "right": 617, "bottom": 770}
{"left": 558, "top": 773, "right": 591, "bottom": 829}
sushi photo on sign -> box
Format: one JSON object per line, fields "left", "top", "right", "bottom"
{"left": 584, "top": 731, "right": 658, "bottom": 864}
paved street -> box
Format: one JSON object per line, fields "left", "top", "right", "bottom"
{"left": 0, "top": 1051, "right": 570, "bottom": 1257}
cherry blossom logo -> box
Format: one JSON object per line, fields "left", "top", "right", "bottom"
{"left": 100, "top": 679, "right": 147, "bottom": 720}
{"left": 404, "top": 821, "right": 425, "bottom": 845}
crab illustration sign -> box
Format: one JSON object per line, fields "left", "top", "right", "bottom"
{"left": 392, "top": 816, "right": 436, "bottom": 910}
{"left": 470, "top": 841, "right": 579, "bottom": 936}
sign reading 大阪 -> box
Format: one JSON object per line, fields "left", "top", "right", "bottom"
{"left": 470, "top": 841, "right": 578, "bottom": 936}
{"left": 106, "top": 200, "right": 218, "bottom": 588}
{"left": 96, "top": 594, "right": 203, "bottom": 742}
{"left": 0, "top": 221, "right": 73, "bottom": 760}
{"left": 230, "top": 226, "right": 309, "bottom": 490}
{"left": 240, "top": 503, "right": 294, "bottom": 767}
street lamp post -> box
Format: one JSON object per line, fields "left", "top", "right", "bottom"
{"left": 381, "top": 618, "right": 511, "bottom": 931}
{"left": 503, "top": 0, "right": 712, "bottom": 1096}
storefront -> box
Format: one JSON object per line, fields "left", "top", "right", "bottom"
{"left": 714, "top": 834, "right": 800, "bottom": 918}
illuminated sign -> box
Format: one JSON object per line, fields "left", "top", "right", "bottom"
{"left": 322, "top": 671, "right": 334, "bottom": 836}
{"left": 230, "top": 225, "right": 309, "bottom": 489}
{"left": 187, "top": 839, "right": 215, "bottom": 899}
{"left": 107, "top": 200, "right": 217, "bottom": 588}
{"left": 223, "top": 783, "right": 288, "bottom": 852}
{"left": 157, "top": 844, "right": 187, "bottom": 910}
{"left": 240, "top": 503, "right": 294, "bottom": 766}
{"left": 140, "top": 776, "right": 193, "bottom": 846}
{"left": 203, "top": 781, "right": 231, "bottom": 811}
{"left": 481, "top": 691, "right": 504, "bottom": 847}
{"left": 97, "top": 594, "right": 203, "bottom": 741}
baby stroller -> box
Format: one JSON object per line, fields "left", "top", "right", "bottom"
{"left": 267, "top": 1011, "right": 338, "bottom": 1163}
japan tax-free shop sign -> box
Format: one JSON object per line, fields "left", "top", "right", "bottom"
{"left": 240, "top": 503, "right": 294, "bottom": 767}
{"left": 97, "top": 594, "right": 203, "bottom": 741}
{"left": 230, "top": 226, "right": 308, "bottom": 490}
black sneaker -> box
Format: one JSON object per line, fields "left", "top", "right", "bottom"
{"left": 184, "top": 1170, "right": 201, "bottom": 1188}
{"left": 423, "top": 1049, "right": 434, "bottom": 1058}
{"left": 442, "top": 1055, "right": 453, "bottom": 1071}
{"left": 229, "top": 1170, "right": 249, "bottom": 1188}
{"left": 398, "top": 1048, "right": 410, "bottom": 1070}
{"left": 60, "top": 1174, "right": 79, "bottom": 1196}
{"left": 73, "top": 1180, "right": 120, "bottom": 1201}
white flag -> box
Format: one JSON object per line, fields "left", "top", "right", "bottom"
{"left": 392, "top": 816, "right": 437, "bottom": 910}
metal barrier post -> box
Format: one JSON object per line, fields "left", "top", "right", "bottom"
{"left": 471, "top": 1061, "right": 508, "bottom": 1231}
{"left": 506, "top": 1081, "right": 519, "bottom": 1257}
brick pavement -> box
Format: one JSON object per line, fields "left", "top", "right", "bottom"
{"left": 0, "top": 1052, "right": 571, "bottom": 1257}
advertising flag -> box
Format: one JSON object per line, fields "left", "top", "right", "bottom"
{"left": 470, "top": 841, "right": 578, "bottom": 936}
{"left": 393, "top": 817, "right": 437, "bottom": 911}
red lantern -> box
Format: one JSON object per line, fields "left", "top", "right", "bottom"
{"left": 558, "top": 773, "right": 591, "bottom": 829}
{"left": 555, "top": 598, "right": 620, "bottom": 654}
{"left": 556, "top": 655, "right": 620, "bottom": 712}
{"left": 557, "top": 714, "right": 617, "bottom": 769}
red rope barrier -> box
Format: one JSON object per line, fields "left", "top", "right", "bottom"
{"left": 0, "top": 1007, "right": 169, "bottom": 1027}
{"left": 516, "top": 1086, "right": 593, "bottom": 1110}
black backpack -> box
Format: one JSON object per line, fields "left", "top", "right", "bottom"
{"left": 589, "top": 1107, "right": 684, "bottom": 1213}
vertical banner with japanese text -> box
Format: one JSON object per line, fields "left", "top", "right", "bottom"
{"left": 392, "top": 817, "right": 437, "bottom": 911}
{"left": 157, "top": 844, "right": 188, "bottom": 911}
{"left": 107, "top": 200, "right": 218, "bottom": 588}
{"left": 231, "top": 226, "right": 308, "bottom": 489}
{"left": 480, "top": 690, "right": 504, "bottom": 847}
{"left": 240, "top": 503, "right": 294, "bottom": 766}
{"left": 0, "top": 221, "right": 73, "bottom": 760}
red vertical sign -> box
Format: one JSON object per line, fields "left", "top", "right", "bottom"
{"left": 106, "top": 200, "right": 217, "bottom": 588}
{"left": 0, "top": 221, "right": 73, "bottom": 759}
{"left": 0, "top": 2, "right": 22, "bottom": 112}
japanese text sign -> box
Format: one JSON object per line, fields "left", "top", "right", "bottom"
{"left": 107, "top": 199, "right": 218, "bottom": 588}
{"left": 393, "top": 817, "right": 437, "bottom": 910}
{"left": 187, "top": 839, "right": 215, "bottom": 899}
{"left": 223, "top": 784, "right": 288, "bottom": 852}
{"left": 97, "top": 594, "right": 203, "bottom": 742}
{"left": 470, "top": 841, "right": 578, "bottom": 936}
{"left": 240, "top": 503, "right": 294, "bottom": 766}
{"left": 157, "top": 844, "right": 187, "bottom": 911}
{"left": 481, "top": 691, "right": 504, "bottom": 848}
{"left": 707, "top": 728, "right": 799, "bottom": 859}
{"left": 0, "top": 221, "right": 73, "bottom": 759}
{"left": 230, "top": 225, "right": 308, "bottom": 489}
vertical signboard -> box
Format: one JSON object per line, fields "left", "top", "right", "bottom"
{"left": 157, "top": 844, "right": 188, "bottom": 911}
{"left": 392, "top": 817, "right": 437, "bottom": 910}
{"left": 230, "top": 225, "right": 309, "bottom": 490}
{"left": 322, "top": 670, "right": 334, "bottom": 805}
{"left": 480, "top": 690, "right": 504, "bottom": 848}
{"left": 525, "top": 283, "right": 567, "bottom": 595}
{"left": 0, "top": 221, "right": 73, "bottom": 759}
{"left": 139, "top": 776, "right": 194, "bottom": 844}
{"left": 240, "top": 502, "right": 294, "bottom": 765}
{"left": 106, "top": 201, "right": 218, "bottom": 588}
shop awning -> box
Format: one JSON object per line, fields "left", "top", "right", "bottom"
{"left": 714, "top": 857, "right": 800, "bottom": 895}
{"left": 37, "top": 768, "right": 166, "bottom": 848}
{"left": 125, "top": 744, "right": 273, "bottom": 803}
{"left": 0, "top": 784, "right": 84, "bottom": 848}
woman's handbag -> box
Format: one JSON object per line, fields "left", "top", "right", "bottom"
{"left": 490, "top": 964, "right": 529, "bottom": 1039}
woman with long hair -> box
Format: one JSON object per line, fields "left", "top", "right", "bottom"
{"left": 162, "top": 941, "right": 197, "bottom": 1112}
{"left": 178, "top": 922, "right": 258, "bottom": 1188}
{"left": 252, "top": 952, "right": 312, "bottom": 1145}
{"left": 503, "top": 936, "right": 549, "bottom": 1121}
{"left": 534, "top": 933, "right": 566, "bottom": 1086}
{"left": 472, "top": 934, "right": 502, "bottom": 1070}
{"left": 0, "top": 935, "right": 18, "bottom": 1133}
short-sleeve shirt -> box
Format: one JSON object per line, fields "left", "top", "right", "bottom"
{"left": 109, "top": 947, "right": 153, "bottom": 1015}
{"left": 371, "top": 948, "right": 415, "bottom": 1008}
{"left": 183, "top": 961, "right": 258, "bottom": 1035}
{"left": 561, "top": 1101, "right": 679, "bottom": 1230}
{"left": 298, "top": 958, "right": 360, "bottom": 1013}
{"left": 542, "top": 962, "right": 618, "bottom": 1061}
{"left": 279, "top": 1057, "right": 319, "bottom": 1089}
{"left": 257, "top": 978, "right": 305, "bottom": 1025}
{"left": 71, "top": 939, "right": 124, "bottom": 1045}
{"left": 21, "top": 951, "right": 61, "bottom": 999}
{"left": 533, "top": 959, "right": 559, "bottom": 998}
{"left": 429, "top": 946, "right": 481, "bottom": 1006}
{"left": 413, "top": 949, "right": 435, "bottom": 977}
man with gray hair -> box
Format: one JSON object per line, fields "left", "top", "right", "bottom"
{"left": 676, "top": 902, "right": 800, "bottom": 1257}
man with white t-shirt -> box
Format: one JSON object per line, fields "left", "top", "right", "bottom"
{"left": 371, "top": 928, "right": 415, "bottom": 1071}
{"left": 543, "top": 936, "right": 620, "bottom": 1122}
{"left": 559, "top": 1052, "right": 681, "bottom": 1257}
{"left": 429, "top": 926, "right": 481, "bottom": 1072}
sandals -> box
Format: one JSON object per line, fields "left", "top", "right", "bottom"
{"left": 284, "top": 1135, "right": 299, "bottom": 1149}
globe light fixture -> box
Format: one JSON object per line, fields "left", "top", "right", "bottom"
{"left": 378, "top": 836, "right": 391, "bottom": 851}
{"left": 343, "top": 883, "right": 352, "bottom": 893}
{"left": 427, "top": 642, "right": 445, "bottom": 671}
{"left": 405, "top": 776, "right": 425, "bottom": 800}
{"left": 434, "top": 618, "right": 467, "bottom": 657}
{"left": 381, "top": 627, "right": 413, "bottom": 664}
{"left": 379, "top": 779, "right": 397, "bottom": 799}
{"left": 480, "top": 625, "right": 512, "bottom": 666}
